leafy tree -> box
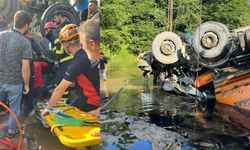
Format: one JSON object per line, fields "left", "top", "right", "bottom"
{"left": 101, "top": 0, "right": 250, "bottom": 55}
{"left": 202, "top": 0, "right": 250, "bottom": 30}
{"left": 173, "top": 0, "right": 201, "bottom": 34}
{"left": 101, "top": 0, "right": 166, "bottom": 54}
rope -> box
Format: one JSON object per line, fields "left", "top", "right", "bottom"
{"left": 100, "top": 80, "right": 129, "bottom": 110}
{"left": 195, "top": 0, "right": 203, "bottom": 105}
{"left": 0, "top": 101, "right": 23, "bottom": 149}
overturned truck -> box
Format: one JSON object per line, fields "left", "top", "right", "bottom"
{"left": 138, "top": 21, "right": 250, "bottom": 113}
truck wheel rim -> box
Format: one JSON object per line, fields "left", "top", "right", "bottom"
{"left": 201, "top": 32, "right": 218, "bottom": 49}
{"left": 160, "top": 40, "right": 176, "bottom": 56}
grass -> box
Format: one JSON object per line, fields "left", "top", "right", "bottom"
{"left": 105, "top": 50, "right": 138, "bottom": 71}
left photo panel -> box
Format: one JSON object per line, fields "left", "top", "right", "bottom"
{"left": 0, "top": 0, "right": 100, "bottom": 149}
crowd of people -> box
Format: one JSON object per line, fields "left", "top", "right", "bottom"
{"left": 0, "top": 0, "right": 101, "bottom": 138}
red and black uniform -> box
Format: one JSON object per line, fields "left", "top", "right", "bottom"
{"left": 64, "top": 49, "right": 100, "bottom": 111}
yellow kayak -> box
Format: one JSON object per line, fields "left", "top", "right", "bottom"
{"left": 35, "top": 101, "right": 101, "bottom": 148}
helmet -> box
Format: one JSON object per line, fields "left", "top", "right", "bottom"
{"left": 44, "top": 21, "right": 55, "bottom": 30}
{"left": 59, "top": 24, "right": 79, "bottom": 43}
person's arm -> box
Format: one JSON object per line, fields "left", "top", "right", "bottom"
{"left": 45, "top": 59, "right": 86, "bottom": 110}
{"left": 22, "top": 59, "right": 30, "bottom": 94}
{"left": 72, "top": 0, "right": 80, "bottom": 7}
{"left": 21, "top": 40, "right": 32, "bottom": 94}
{"left": 44, "top": 58, "right": 90, "bottom": 113}
{"left": 46, "top": 79, "right": 72, "bottom": 109}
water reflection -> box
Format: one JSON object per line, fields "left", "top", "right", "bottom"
{"left": 141, "top": 79, "right": 153, "bottom": 112}
{"left": 142, "top": 80, "right": 249, "bottom": 149}
{"left": 101, "top": 73, "right": 249, "bottom": 149}
{"left": 101, "top": 60, "right": 250, "bottom": 149}
{"left": 214, "top": 103, "right": 250, "bottom": 137}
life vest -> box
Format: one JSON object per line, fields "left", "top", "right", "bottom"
{"left": 52, "top": 38, "right": 73, "bottom": 65}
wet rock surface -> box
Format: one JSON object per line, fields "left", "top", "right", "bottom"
{"left": 129, "top": 120, "right": 185, "bottom": 150}
{"left": 101, "top": 110, "right": 187, "bottom": 150}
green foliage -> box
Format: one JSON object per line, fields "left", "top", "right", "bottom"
{"left": 173, "top": 0, "right": 201, "bottom": 33}
{"left": 202, "top": 0, "right": 250, "bottom": 30}
{"left": 101, "top": 0, "right": 250, "bottom": 55}
{"left": 101, "top": 0, "right": 167, "bottom": 55}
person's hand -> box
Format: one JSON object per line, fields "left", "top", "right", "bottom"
{"left": 23, "top": 85, "right": 30, "bottom": 94}
{"left": 91, "top": 130, "right": 100, "bottom": 136}
{"left": 42, "top": 108, "right": 50, "bottom": 117}
{"left": 0, "top": 15, "right": 4, "bottom": 21}
{"left": 87, "top": 108, "right": 100, "bottom": 118}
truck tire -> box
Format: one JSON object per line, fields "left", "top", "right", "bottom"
{"left": 0, "top": 0, "right": 19, "bottom": 24}
{"left": 213, "top": 22, "right": 230, "bottom": 38}
{"left": 40, "top": 2, "right": 80, "bottom": 37}
{"left": 193, "top": 22, "right": 229, "bottom": 59}
{"left": 152, "top": 32, "right": 182, "bottom": 64}
{"left": 37, "top": 38, "right": 56, "bottom": 63}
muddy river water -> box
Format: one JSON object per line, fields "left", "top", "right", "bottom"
{"left": 100, "top": 60, "right": 250, "bottom": 150}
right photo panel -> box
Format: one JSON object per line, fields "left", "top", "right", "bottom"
{"left": 100, "top": 0, "right": 250, "bottom": 149}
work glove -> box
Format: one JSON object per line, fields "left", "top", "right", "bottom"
{"left": 42, "top": 108, "right": 50, "bottom": 117}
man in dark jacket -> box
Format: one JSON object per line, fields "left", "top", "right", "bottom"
{"left": 53, "top": 10, "right": 72, "bottom": 30}
{"left": 52, "top": 11, "right": 73, "bottom": 103}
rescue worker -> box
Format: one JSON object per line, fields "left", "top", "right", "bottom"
{"left": 179, "top": 24, "right": 193, "bottom": 45}
{"left": 181, "top": 32, "right": 193, "bottom": 45}
{"left": 44, "top": 21, "right": 58, "bottom": 46}
{"left": 78, "top": 19, "right": 100, "bottom": 117}
{"left": 51, "top": 11, "right": 74, "bottom": 104}
{"left": 43, "top": 22, "right": 58, "bottom": 90}
{"left": 42, "top": 24, "right": 100, "bottom": 115}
